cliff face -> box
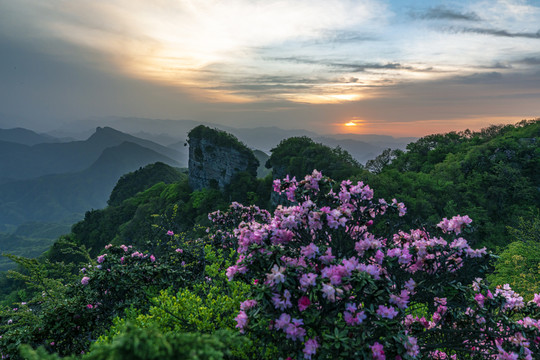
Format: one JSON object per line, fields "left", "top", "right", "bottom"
{"left": 188, "top": 126, "right": 258, "bottom": 191}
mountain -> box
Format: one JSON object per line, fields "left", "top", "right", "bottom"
{"left": 52, "top": 117, "right": 412, "bottom": 164}
{"left": 0, "top": 127, "right": 61, "bottom": 145}
{"left": 86, "top": 127, "right": 182, "bottom": 161}
{"left": 0, "top": 126, "right": 186, "bottom": 182}
{"left": 0, "top": 141, "right": 180, "bottom": 228}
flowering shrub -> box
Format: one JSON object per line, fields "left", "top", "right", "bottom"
{"left": 212, "top": 170, "right": 540, "bottom": 359}
{"left": 0, "top": 240, "right": 195, "bottom": 358}
{"left": 98, "top": 244, "right": 269, "bottom": 359}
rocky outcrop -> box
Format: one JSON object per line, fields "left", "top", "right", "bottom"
{"left": 188, "top": 126, "right": 259, "bottom": 191}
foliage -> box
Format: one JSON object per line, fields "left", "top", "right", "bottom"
{"left": 108, "top": 162, "right": 186, "bottom": 206}
{"left": 0, "top": 237, "right": 199, "bottom": 358}
{"left": 19, "top": 325, "right": 245, "bottom": 360}
{"left": 365, "top": 148, "right": 400, "bottom": 174}
{"left": 488, "top": 214, "right": 540, "bottom": 301}
{"left": 214, "top": 171, "right": 540, "bottom": 359}
{"left": 266, "top": 136, "right": 363, "bottom": 181}
{"left": 99, "top": 244, "right": 264, "bottom": 358}
{"left": 367, "top": 119, "right": 540, "bottom": 249}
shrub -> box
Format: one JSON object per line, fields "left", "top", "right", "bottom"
{"left": 214, "top": 170, "right": 540, "bottom": 359}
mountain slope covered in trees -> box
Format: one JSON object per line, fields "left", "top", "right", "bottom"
{"left": 364, "top": 119, "right": 539, "bottom": 248}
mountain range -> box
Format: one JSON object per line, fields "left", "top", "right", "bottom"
{"left": 0, "top": 127, "right": 183, "bottom": 231}
{"left": 46, "top": 117, "right": 415, "bottom": 164}
{"left": 0, "top": 121, "right": 411, "bottom": 268}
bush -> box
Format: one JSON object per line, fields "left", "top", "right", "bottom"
{"left": 214, "top": 170, "right": 540, "bottom": 359}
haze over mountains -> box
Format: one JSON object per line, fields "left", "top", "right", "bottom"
{"left": 44, "top": 117, "right": 415, "bottom": 164}
{"left": 0, "top": 119, "right": 413, "bottom": 269}
{"left": 0, "top": 126, "right": 182, "bottom": 230}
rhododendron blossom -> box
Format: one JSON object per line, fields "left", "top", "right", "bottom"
{"left": 208, "top": 171, "right": 540, "bottom": 360}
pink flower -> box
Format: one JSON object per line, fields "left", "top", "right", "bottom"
{"left": 266, "top": 265, "right": 286, "bottom": 285}
{"left": 273, "top": 179, "right": 282, "bottom": 193}
{"left": 86, "top": 304, "right": 93, "bottom": 309}
{"left": 150, "top": 255, "right": 156, "bottom": 263}
{"left": 240, "top": 299, "right": 258, "bottom": 311}
{"left": 300, "top": 243, "right": 319, "bottom": 259}
{"left": 285, "top": 318, "right": 306, "bottom": 341}
{"left": 321, "top": 283, "right": 336, "bottom": 302}
{"left": 319, "top": 248, "right": 335, "bottom": 264}
{"left": 474, "top": 293, "right": 485, "bottom": 307}
{"left": 298, "top": 296, "right": 311, "bottom": 311}
{"left": 97, "top": 254, "right": 106, "bottom": 263}
{"left": 275, "top": 313, "right": 291, "bottom": 330}
{"left": 299, "top": 273, "right": 317, "bottom": 289}
{"left": 405, "top": 336, "right": 419, "bottom": 357}
{"left": 167, "top": 230, "right": 174, "bottom": 236}
{"left": 390, "top": 290, "right": 410, "bottom": 309}
{"left": 371, "top": 342, "right": 386, "bottom": 360}
{"left": 175, "top": 248, "right": 183, "bottom": 253}
{"left": 81, "top": 276, "right": 90, "bottom": 285}
{"left": 226, "top": 265, "right": 239, "bottom": 281}
{"left": 272, "top": 290, "right": 292, "bottom": 310}
{"left": 376, "top": 305, "right": 398, "bottom": 319}
{"left": 303, "top": 338, "right": 319, "bottom": 359}
{"left": 235, "top": 311, "right": 248, "bottom": 333}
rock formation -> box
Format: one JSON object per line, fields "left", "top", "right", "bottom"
{"left": 188, "top": 125, "right": 259, "bottom": 191}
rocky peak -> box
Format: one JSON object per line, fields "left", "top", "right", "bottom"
{"left": 187, "top": 125, "right": 258, "bottom": 191}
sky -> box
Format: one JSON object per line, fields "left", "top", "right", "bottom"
{"left": 0, "top": 0, "right": 539, "bottom": 137}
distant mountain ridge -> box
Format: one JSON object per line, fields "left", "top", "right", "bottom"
{"left": 0, "top": 127, "right": 61, "bottom": 146}
{"left": 0, "top": 126, "right": 186, "bottom": 182}
{"left": 49, "top": 117, "right": 414, "bottom": 165}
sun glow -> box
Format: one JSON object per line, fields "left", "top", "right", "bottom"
{"left": 345, "top": 121, "right": 357, "bottom": 127}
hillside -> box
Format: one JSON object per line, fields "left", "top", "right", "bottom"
{"left": 0, "top": 142, "right": 182, "bottom": 271}
{"left": 365, "top": 119, "right": 540, "bottom": 249}
{"left": 0, "top": 142, "right": 180, "bottom": 227}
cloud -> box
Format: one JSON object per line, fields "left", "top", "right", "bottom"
{"left": 266, "top": 57, "right": 436, "bottom": 73}
{"left": 411, "top": 5, "right": 481, "bottom": 21}
{"left": 518, "top": 57, "right": 540, "bottom": 65}
{"left": 452, "top": 72, "right": 504, "bottom": 84}
{"left": 319, "top": 30, "right": 377, "bottom": 44}
{"left": 451, "top": 27, "right": 540, "bottom": 39}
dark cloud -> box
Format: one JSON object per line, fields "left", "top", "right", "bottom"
{"left": 518, "top": 57, "right": 540, "bottom": 65}
{"left": 208, "top": 83, "right": 311, "bottom": 93}
{"left": 411, "top": 6, "right": 481, "bottom": 21}
{"left": 478, "top": 62, "right": 512, "bottom": 70}
{"left": 452, "top": 72, "right": 504, "bottom": 84}
{"left": 267, "top": 57, "right": 435, "bottom": 73}
{"left": 451, "top": 27, "right": 540, "bottom": 39}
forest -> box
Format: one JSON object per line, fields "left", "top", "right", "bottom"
{"left": 0, "top": 119, "right": 539, "bottom": 359}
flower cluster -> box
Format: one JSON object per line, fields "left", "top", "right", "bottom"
{"left": 212, "top": 170, "right": 540, "bottom": 359}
